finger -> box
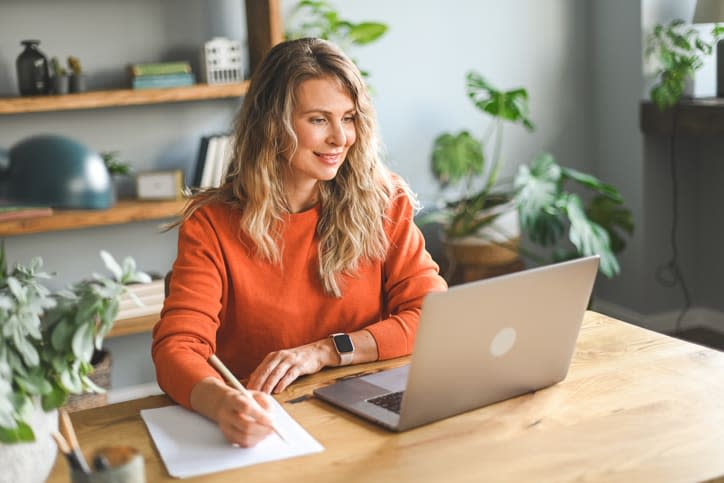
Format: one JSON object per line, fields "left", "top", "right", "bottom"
{"left": 225, "top": 392, "right": 274, "bottom": 427}
{"left": 235, "top": 424, "right": 274, "bottom": 448}
{"left": 273, "top": 367, "right": 300, "bottom": 394}
{"left": 248, "top": 353, "right": 280, "bottom": 391}
{"left": 261, "top": 362, "right": 293, "bottom": 394}
{"left": 220, "top": 417, "right": 273, "bottom": 447}
{"left": 252, "top": 391, "right": 273, "bottom": 411}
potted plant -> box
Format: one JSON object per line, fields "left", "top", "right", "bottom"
{"left": 67, "top": 55, "right": 85, "bottom": 93}
{"left": 0, "top": 247, "right": 149, "bottom": 482}
{"left": 50, "top": 56, "right": 68, "bottom": 95}
{"left": 101, "top": 150, "right": 136, "bottom": 200}
{"left": 645, "top": 18, "right": 724, "bottom": 110}
{"left": 424, "top": 71, "right": 633, "bottom": 284}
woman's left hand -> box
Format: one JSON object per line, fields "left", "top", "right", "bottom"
{"left": 247, "top": 339, "right": 336, "bottom": 394}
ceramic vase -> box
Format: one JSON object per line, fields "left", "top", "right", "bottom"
{"left": 0, "top": 400, "right": 58, "bottom": 483}
{"left": 16, "top": 40, "right": 50, "bottom": 96}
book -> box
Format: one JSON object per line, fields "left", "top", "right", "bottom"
{"left": 0, "top": 205, "right": 53, "bottom": 222}
{"left": 195, "top": 134, "right": 233, "bottom": 189}
{"left": 130, "top": 61, "right": 192, "bottom": 76}
{"left": 132, "top": 73, "right": 195, "bottom": 89}
{"left": 199, "top": 136, "right": 219, "bottom": 189}
{"left": 192, "top": 135, "right": 213, "bottom": 187}
{"left": 210, "top": 135, "right": 233, "bottom": 187}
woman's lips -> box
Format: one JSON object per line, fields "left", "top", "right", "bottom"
{"left": 315, "top": 152, "right": 343, "bottom": 164}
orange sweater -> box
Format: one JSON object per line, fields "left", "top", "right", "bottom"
{"left": 152, "top": 191, "right": 446, "bottom": 408}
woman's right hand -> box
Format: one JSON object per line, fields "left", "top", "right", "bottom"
{"left": 190, "top": 377, "right": 275, "bottom": 447}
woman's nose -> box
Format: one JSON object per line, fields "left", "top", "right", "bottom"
{"left": 327, "top": 121, "right": 347, "bottom": 146}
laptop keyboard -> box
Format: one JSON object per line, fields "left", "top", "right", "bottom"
{"left": 367, "top": 391, "right": 404, "bottom": 414}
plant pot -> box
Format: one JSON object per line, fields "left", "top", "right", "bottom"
{"left": 65, "top": 349, "right": 112, "bottom": 412}
{"left": 51, "top": 74, "right": 69, "bottom": 95}
{"left": 442, "top": 203, "right": 524, "bottom": 285}
{"left": 112, "top": 174, "right": 137, "bottom": 200}
{"left": 69, "top": 73, "right": 86, "bottom": 93}
{"left": 0, "top": 399, "right": 58, "bottom": 483}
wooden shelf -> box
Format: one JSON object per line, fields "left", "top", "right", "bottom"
{"left": 640, "top": 98, "right": 724, "bottom": 136}
{"left": 107, "top": 312, "right": 160, "bottom": 339}
{"left": 0, "top": 199, "right": 186, "bottom": 237}
{"left": 0, "top": 82, "right": 249, "bottom": 115}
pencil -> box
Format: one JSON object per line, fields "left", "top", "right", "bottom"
{"left": 58, "top": 409, "right": 91, "bottom": 474}
{"left": 208, "top": 354, "right": 288, "bottom": 443}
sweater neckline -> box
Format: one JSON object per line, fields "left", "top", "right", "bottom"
{"left": 284, "top": 202, "right": 320, "bottom": 223}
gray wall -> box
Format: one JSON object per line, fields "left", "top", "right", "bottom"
{"left": 636, "top": 0, "right": 724, "bottom": 323}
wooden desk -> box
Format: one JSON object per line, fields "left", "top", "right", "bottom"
{"left": 47, "top": 311, "right": 724, "bottom": 482}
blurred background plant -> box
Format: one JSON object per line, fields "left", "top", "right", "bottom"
{"left": 645, "top": 18, "right": 724, "bottom": 110}
{"left": 67, "top": 55, "right": 82, "bottom": 76}
{"left": 424, "top": 71, "right": 634, "bottom": 279}
{"left": 50, "top": 57, "right": 66, "bottom": 78}
{"left": 285, "top": 0, "right": 387, "bottom": 83}
{"left": 100, "top": 150, "right": 132, "bottom": 176}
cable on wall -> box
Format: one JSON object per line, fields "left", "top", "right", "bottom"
{"left": 654, "top": 105, "right": 691, "bottom": 333}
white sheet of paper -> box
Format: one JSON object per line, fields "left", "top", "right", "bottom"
{"left": 141, "top": 398, "right": 324, "bottom": 479}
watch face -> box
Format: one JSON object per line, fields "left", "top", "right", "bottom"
{"left": 333, "top": 334, "right": 354, "bottom": 353}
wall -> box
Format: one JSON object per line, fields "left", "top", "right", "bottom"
{"left": 586, "top": 1, "right": 646, "bottom": 316}
{"left": 598, "top": 0, "right": 724, "bottom": 335}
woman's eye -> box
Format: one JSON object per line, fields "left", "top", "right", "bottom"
{"left": 343, "top": 115, "right": 356, "bottom": 123}
{"left": 310, "top": 117, "right": 326, "bottom": 125}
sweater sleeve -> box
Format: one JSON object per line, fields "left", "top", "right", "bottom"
{"left": 364, "top": 191, "right": 448, "bottom": 359}
{"left": 151, "top": 206, "right": 226, "bottom": 409}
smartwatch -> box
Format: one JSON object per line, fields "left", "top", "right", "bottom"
{"left": 330, "top": 333, "right": 355, "bottom": 366}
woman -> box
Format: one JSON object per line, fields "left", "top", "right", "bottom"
{"left": 152, "top": 38, "right": 446, "bottom": 447}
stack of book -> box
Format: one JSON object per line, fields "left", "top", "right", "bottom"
{"left": 115, "top": 279, "right": 166, "bottom": 320}
{"left": 192, "top": 133, "right": 234, "bottom": 188}
{"left": 130, "top": 61, "right": 195, "bottom": 90}
{"left": 0, "top": 205, "right": 53, "bottom": 222}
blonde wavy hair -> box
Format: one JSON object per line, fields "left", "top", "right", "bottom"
{"left": 180, "top": 38, "right": 410, "bottom": 297}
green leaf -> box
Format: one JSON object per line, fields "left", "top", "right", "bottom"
{"left": 51, "top": 318, "right": 75, "bottom": 351}
{"left": 71, "top": 322, "right": 95, "bottom": 362}
{"left": 59, "top": 365, "right": 83, "bottom": 394}
{"left": 431, "top": 131, "right": 485, "bottom": 186}
{"left": 348, "top": 22, "right": 388, "bottom": 45}
{"left": 565, "top": 195, "right": 619, "bottom": 277}
{"left": 514, "top": 158, "right": 565, "bottom": 246}
{"left": 14, "top": 371, "right": 53, "bottom": 396}
{"left": 41, "top": 383, "right": 68, "bottom": 411}
{"left": 586, "top": 195, "right": 634, "bottom": 254}
{"left": 100, "top": 250, "right": 122, "bottom": 281}
{"left": 0, "top": 419, "right": 34, "bottom": 443}
{"left": 13, "top": 335, "right": 39, "bottom": 368}
{"left": 560, "top": 166, "right": 622, "bottom": 202}
{"left": 81, "top": 375, "right": 105, "bottom": 394}
{"left": 465, "top": 71, "right": 535, "bottom": 130}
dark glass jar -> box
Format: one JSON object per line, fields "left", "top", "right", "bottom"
{"left": 16, "top": 40, "right": 50, "bottom": 96}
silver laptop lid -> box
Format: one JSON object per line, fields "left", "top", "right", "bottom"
{"left": 397, "top": 255, "right": 599, "bottom": 431}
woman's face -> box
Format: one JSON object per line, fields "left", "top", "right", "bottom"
{"left": 285, "top": 76, "right": 357, "bottom": 204}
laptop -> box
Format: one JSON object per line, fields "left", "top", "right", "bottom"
{"left": 313, "top": 255, "right": 599, "bottom": 432}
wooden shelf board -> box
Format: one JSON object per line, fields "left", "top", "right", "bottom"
{"left": 0, "top": 82, "right": 249, "bottom": 114}
{"left": 107, "top": 312, "right": 160, "bottom": 339}
{"left": 0, "top": 199, "right": 186, "bottom": 237}
{"left": 640, "top": 98, "right": 724, "bottom": 136}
